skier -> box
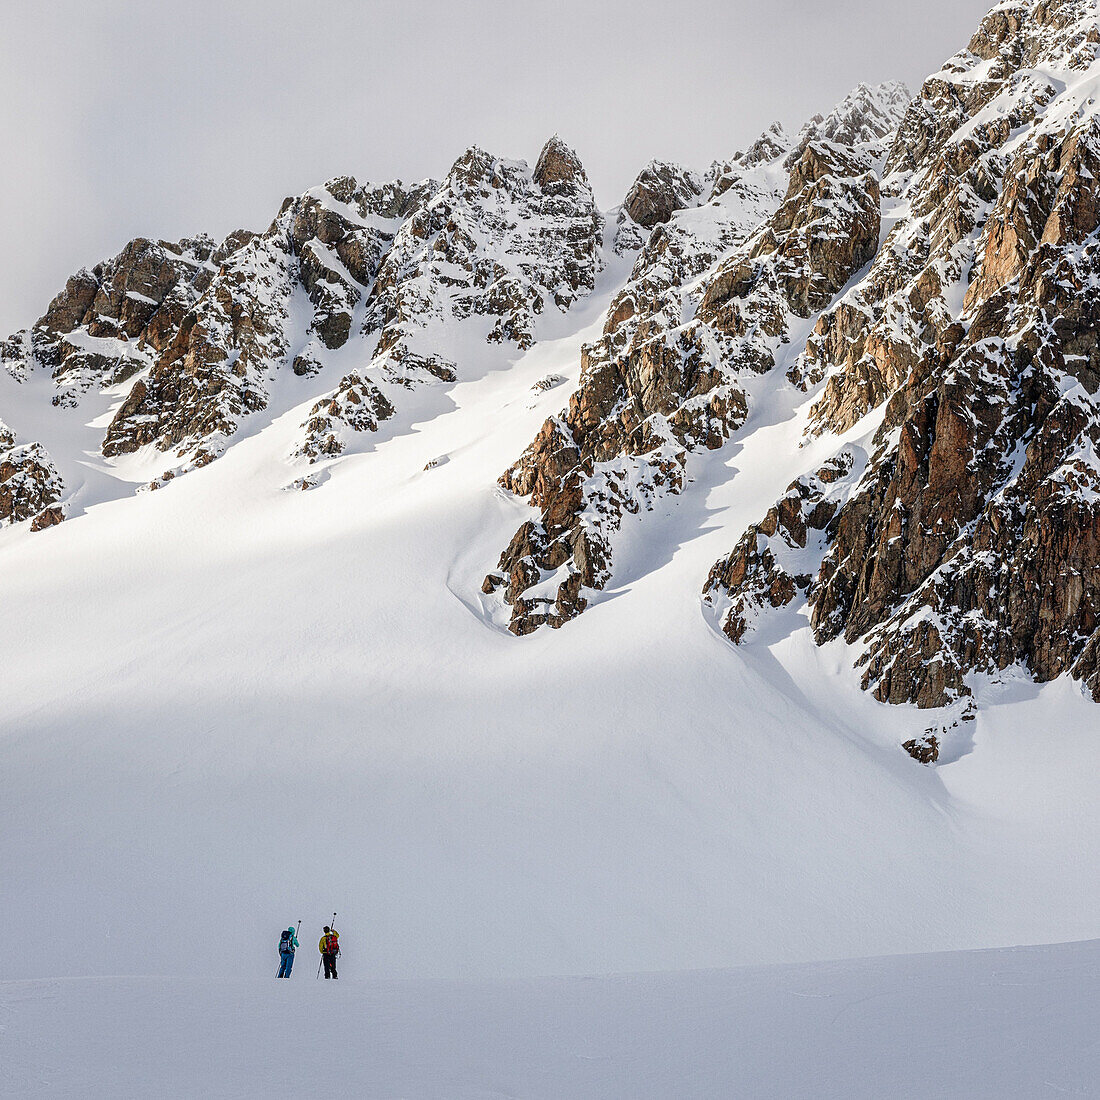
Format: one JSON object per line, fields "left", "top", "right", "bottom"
{"left": 277, "top": 925, "right": 299, "bottom": 978}
{"left": 319, "top": 925, "right": 340, "bottom": 979}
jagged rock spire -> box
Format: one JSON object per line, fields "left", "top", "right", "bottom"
{"left": 533, "top": 135, "right": 587, "bottom": 189}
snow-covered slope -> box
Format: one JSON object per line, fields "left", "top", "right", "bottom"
{"left": 2, "top": 0, "right": 1100, "bottom": 1032}
{"left": 2, "top": 243, "right": 1098, "bottom": 983}
{"left": 4, "top": 940, "right": 1098, "bottom": 1098}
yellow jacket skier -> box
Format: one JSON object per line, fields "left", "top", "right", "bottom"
{"left": 319, "top": 926, "right": 340, "bottom": 979}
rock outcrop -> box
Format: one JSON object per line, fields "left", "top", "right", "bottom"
{"left": 622, "top": 161, "right": 704, "bottom": 229}
{"left": 486, "top": 84, "right": 908, "bottom": 635}
{"left": 902, "top": 734, "right": 940, "bottom": 764}
{"left": 703, "top": 452, "right": 861, "bottom": 642}
{"left": 793, "top": 4, "right": 1097, "bottom": 434}
{"left": 1, "top": 235, "right": 240, "bottom": 409}
{"left": 7, "top": 2, "right": 1100, "bottom": 720}
{"left": 0, "top": 421, "right": 63, "bottom": 527}
{"left": 295, "top": 137, "right": 603, "bottom": 461}
{"left": 0, "top": 138, "right": 605, "bottom": 507}
{"left": 101, "top": 178, "right": 426, "bottom": 472}
{"left": 1, "top": 137, "right": 603, "bottom": 491}
{"left": 294, "top": 375, "right": 396, "bottom": 463}
{"left": 614, "top": 161, "right": 704, "bottom": 252}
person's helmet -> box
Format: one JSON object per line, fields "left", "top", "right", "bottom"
{"left": 323, "top": 926, "right": 330, "bottom": 933}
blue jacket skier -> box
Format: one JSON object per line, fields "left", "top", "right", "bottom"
{"left": 277, "top": 926, "right": 299, "bottom": 978}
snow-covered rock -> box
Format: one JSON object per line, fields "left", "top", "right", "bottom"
{"left": 295, "top": 137, "right": 604, "bottom": 461}
{"left": 485, "top": 83, "right": 908, "bottom": 635}
{"left": 362, "top": 137, "right": 602, "bottom": 384}
{"left": 613, "top": 160, "right": 705, "bottom": 252}
{"left": 0, "top": 419, "right": 63, "bottom": 528}
{"left": 708, "top": 0, "right": 1100, "bottom": 707}
{"left": 1, "top": 234, "right": 245, "bottom": 410}
{"left": 0, "top": 140, "right": 606, "bottom": 492}
{"left": 101, "top": 178, "right": 426, "bottom": 474}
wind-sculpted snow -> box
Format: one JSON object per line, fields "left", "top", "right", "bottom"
{"left": 485, "top": 83, "right": 908, "bottom": 635}
{"left": 708, "top": 0, "right": 1100, "bottom": 707}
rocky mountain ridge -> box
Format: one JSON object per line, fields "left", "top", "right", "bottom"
{"left": 0, "top": 136, "right": 604, "bottom": 511}
{"left": 483, "top": 81, "right": 910, "bottom": 633}
{"left": 6, "top": 0, "right": 1100, "bottom": 716}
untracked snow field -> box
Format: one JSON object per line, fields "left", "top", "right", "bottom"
{"left": 2, "top": 939, "right": 1097, "bottom": 1098}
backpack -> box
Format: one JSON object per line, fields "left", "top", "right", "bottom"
{"left": 324, "top": 932, "right": 339, "bottom": 954}
{"left": 280, "top": 929, "right": 293, "bottom": 953}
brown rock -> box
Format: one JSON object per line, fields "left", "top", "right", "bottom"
{"left": 621, "top": 162, "right": 702, "bottom": 229}
{"left": 902, "top": 734, "right": 940, "bottom": 764}
{"left": 30, "top": 506, "right": 65, "bottom": 531}
{"left": 533, "top": 136, "right": 586, "bottom": 190}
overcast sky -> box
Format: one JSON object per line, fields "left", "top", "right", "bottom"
{"left": 0, "top": 0, "right": 991, "bottom": 334}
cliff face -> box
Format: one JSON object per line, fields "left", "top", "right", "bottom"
{"left": 297, "top": 139, "right": 602, "bottom": 463}
{"left": 705, "top": 0, "right": 1100, "bottom": 706}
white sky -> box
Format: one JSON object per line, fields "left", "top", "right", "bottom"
{"left": 0, "top": 0, "right": 991, "bottom": 334}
